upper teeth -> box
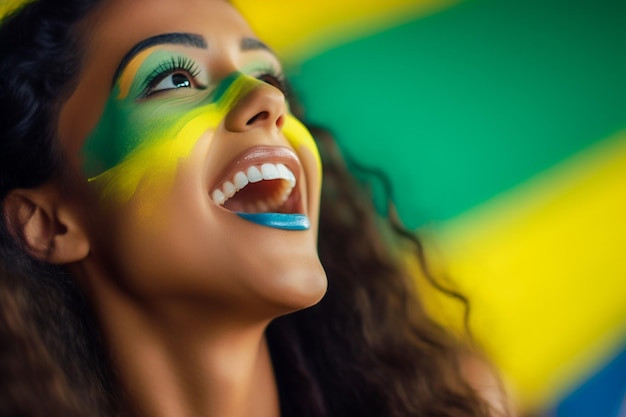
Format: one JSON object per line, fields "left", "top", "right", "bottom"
{"left": 211, "top": 162, "right": 296, "bottom": 207}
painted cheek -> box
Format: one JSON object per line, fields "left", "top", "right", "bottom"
{"left": 283, "top": 114, "right": 322, "bottom": 186}
{"left": 88, "top": 110, "right": 220, "bottom": 212}
{"left": 80, "top": 74, "right": 261, "bottom": 211}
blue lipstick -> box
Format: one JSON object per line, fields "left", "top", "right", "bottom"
{"left": 236, "top": 213, "right": 310, "bottom": 230}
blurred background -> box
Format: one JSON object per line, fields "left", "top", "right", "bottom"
{"left": 1, "top": 0, "right": 623, "bottom": 414}
{"left": 233, "top": 0, "right": 626, "bottom": 415}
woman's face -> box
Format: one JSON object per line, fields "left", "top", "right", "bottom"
{"left": 58, "top": 0, "right": 327, "bottom": 317}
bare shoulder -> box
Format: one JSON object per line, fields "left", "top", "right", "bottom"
{"left": 460, "top": 352, "right": 517, "bottom": 417}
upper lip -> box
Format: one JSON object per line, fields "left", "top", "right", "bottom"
{"left": 209, "top": 145, "right": 305, "bottom": 214}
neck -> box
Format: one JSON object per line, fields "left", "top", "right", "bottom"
{"left": 77, "top": 266, "right": 281, "bottom": 417}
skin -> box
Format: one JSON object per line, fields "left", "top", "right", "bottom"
{"left": 53, "top": 0, "right": 328, "bottom": 416}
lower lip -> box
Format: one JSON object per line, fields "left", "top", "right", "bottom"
{"left": 236, "top": 212, "right": 310, "bottom": 231}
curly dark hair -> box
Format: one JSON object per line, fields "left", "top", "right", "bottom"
{"left": 0, "top": 0, "right": 495, "bottom": 416}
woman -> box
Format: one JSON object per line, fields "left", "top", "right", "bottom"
{"left": 0, "top": 0, "right": 506, "bottom": 416}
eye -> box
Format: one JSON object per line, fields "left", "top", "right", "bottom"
{"left": 152, "top": 72, "right": 193, "bottom": 92}
{"left": 257, "top": 73, "right": 285, "bottom": 91}
{"left": 140, "top": 56, "right": 202, "bottom": 98}
{"left": 251, "top": 68, "right": 290, "bottom": 99}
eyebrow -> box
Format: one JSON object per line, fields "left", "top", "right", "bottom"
{"left": 241, "top": 37, "right": 272, "bottom": 53}
{"left": 112, "top": 32, "right": 208, "bottom": 87}
{"left": 111, "top": 33, "right": 276, "bottom": 88}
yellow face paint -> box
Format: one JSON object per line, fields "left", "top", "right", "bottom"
{"left": 283, "top": 115, "right": 322, "bottom": 178}
{"left": 84, "top": 72, "right": 252, "bottom": 205}
{"left": 116, "top": 48, "right": 155, "bottom": 101}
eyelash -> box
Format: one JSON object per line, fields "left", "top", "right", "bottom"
{"left": 139, "top": 58, "right": 291, "bottom": 99}
{"left": 253, "top": 65, "right": 291, "bottom": 98}
{"left": 140, "top": 56, "right": 201, "bottom": 97}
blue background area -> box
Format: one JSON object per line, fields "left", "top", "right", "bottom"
{"left": 553, "top": 342, "right": 626, "bottom": 417}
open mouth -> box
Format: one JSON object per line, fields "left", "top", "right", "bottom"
{"left": 210, "top": 146, "right": 310, "bottom": 230}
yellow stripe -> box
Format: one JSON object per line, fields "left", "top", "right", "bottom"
{"left": 416, "top": 131, "right": 626, "bottom": 410}
{"left": 3, "top": 1, "right": 459, "bottom": 61}
{"left": 0, "top": 0, "right": 31, "bottom": 20}
{"left": 232, "top": 0, "right": 461, "bottom": 61}
{"left": 117, "top": 48, "right": 154, "bottom": 100}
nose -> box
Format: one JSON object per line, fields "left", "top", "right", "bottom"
{"left": 224, "top": 82, "right": 286, "bottom": 133}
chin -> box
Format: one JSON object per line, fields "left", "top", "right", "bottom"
{"left": 261, "top": 257, "right": 328, "bottom": 316}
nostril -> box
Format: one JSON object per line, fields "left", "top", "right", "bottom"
{"left": 276, "top": 115, "right": 285, "bottom": 130}
{"left": 227, "top": 86, "right": 287, "bottom": 132}
{"left": 247, "top": 111, "right": 269, "bottom": 126}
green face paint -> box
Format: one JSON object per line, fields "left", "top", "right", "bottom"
{"left": 80, "top": 49, "right": 321, "bottom": 226}
{"left": 82, "top": 49, "right": 238, "bottom": 179}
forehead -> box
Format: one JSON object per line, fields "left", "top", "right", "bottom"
{"left": 80, "top": 0, "right": 254, "bottom": 59}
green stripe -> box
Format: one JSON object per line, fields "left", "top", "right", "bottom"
{"left": 290, "top": 0, "right": 626, "bottom": 228}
